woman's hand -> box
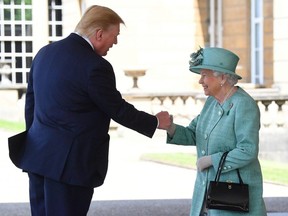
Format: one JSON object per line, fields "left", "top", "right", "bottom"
{"left": 196, "top": 155, "right": 212, "bottom": 171}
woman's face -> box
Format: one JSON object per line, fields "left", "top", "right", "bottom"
{"left": 198, "top": 69, "right": 222, "bottom": 97}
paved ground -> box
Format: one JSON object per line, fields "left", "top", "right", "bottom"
{"left": 1, "top": 127, "right": 288, "bottom": 215}
{"left": 0, "top": 198, "right": 287, "bottom": 216}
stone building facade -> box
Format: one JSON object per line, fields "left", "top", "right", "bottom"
{"left": 0, "top": 0, "right": 287, "bottom": 92}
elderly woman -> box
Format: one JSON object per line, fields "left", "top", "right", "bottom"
{"left": 166, "top": 47, "right": 267, "bottom": 216}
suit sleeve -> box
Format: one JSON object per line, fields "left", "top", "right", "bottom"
{"left": 87, "top": 62, "right": 157, "bottom": 138}
{"left": 25, "top": 63, "right": 35, "bottom": 129}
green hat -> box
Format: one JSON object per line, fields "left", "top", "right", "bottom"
{"left": 189, "top": 47, "right": 242, "bottom": 79}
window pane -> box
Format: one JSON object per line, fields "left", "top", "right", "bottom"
{"left": 25, "top": 0, "right": 32, "bottom": 5}
{"left": 15, "top": 24, "right": 22, "bottom": 36}
{"left": 4, "top": 25, "right": 11, "bottom": 36}
{"left": 255, "top": 52, "right": 259, "bottom": 75}
{"left": 55, "top": 0, "right": 62, "bottom": 5}
{"left": 14, "top": 0, "right": 22, "bottom": 5}
{"left": 16, "top": 72, "right": 23, "bottom": 83}
{"left": 56, "top": 25, "right": 62, "bottom": 36}
{"left": 14, "top": 9, "right": 22, "bottom": 20}
{"left": 49, "top": 25, "right": 52, "bottom": 36}
{"left": 25, "top": 72, "right": 29, "bottom": 83}
{"left": 16, "top": 57, "right": 22, "bottom": 68}
{"left": 25, "top": 24, "right": 32, "bottom": 36}
{"left": 26, "top": 56, "right": 32, "bottom": 68}
{"left": 25, "top": 41, "right": 32, "bottom": 52}
{"left": 15, "top": 41, "right": 22, "bottom": 53}
{"left": 55, "top": 9, "right": 62, "bottom": 21}
{"left": 48, "top": 9, "right": 52, "bottom": 21}
{"left": 25, "top": 9, "right": 32, "bottom": 20}
{"left": 4, "top": 9, "right": 11, "bottom": 20}
{"left": 5, "top": 41, "right": 11, "bottom": 52}
{"left": 255, "top": 24, "right": 260, "bottom": 48}
{"left": 4, "top": 0, "right": 11, "bottom": 5}
{"left": 255, "top": 0, "right": 261, "bottom": 17}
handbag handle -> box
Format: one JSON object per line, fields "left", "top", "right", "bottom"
{"left": 214, "top": 151, "right": 244, "bottom": 185}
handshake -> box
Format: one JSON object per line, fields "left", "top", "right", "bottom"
{"left": 155, "top": 111, "right": 176, "bottom": 136}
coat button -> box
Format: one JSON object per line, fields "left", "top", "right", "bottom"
{"left": 218, "top": 110, "right": 223, "bottom": 115}
{"left": 201, "top": 150, "right": 206, "bottom": 155}
{"left": 204, "top": 134, "right": 208, "bottom": 139}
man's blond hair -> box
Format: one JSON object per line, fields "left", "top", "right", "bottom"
{"left": 75, "top": 5, "right": 125, "bottom": 37}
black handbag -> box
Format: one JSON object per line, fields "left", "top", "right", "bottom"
{"left": 206, "top": 151, "right": 249, "bottom": 212}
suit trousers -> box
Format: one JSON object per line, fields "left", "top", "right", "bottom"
{"left": 28, "top": 172, "right": 94, "bottom": 216}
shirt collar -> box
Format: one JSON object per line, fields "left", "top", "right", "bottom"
{"left": 74, "top": 32, "right": 94, "bottom": 50}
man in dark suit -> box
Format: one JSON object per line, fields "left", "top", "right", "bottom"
{"left": 11, "top": 5, "right": 170, "bottom": 216}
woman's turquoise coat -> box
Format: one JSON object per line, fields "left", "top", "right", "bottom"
{"left": 167, "top": 87, "right": 267, "bottom": 216}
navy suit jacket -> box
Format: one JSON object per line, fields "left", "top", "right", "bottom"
{"left": 12, "top": 33, "right": 157, "bottom": 188}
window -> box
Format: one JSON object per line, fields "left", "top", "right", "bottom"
{"left": 209, "top": 0, "right": 223, "bottom": 48}
{"left": 0, "top": 0, "right": 33, "bottom": 85}
{"left": 251, "top": 0, "right": 264, "bottom": 85}
{"left": 48, "top": 0, "right": 63, "bottom": 43}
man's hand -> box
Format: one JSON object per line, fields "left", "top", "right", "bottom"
{"left": 155, "top": 111, "right": 171, "bottom": 130}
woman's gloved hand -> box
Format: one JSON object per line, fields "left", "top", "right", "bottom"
{"left": 166, "top": 115, "right": 176, "bottom": 137}
{"left": 166, "top": 123, "right": 176, "bottom": 136}
{"left": 196, "top": 155, "right": 212, "bottom": 171}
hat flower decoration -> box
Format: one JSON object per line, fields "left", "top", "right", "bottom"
{"left": 189, "top": 47, "right": 204, "bottom": 67}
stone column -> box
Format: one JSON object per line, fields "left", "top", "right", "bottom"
{"left": 32, "top": 0, "right": 49, "bottom": 54}
{"left": 62, "top": 0, "right": 82, "bottom": 36}
{"left": 273, "top": 0, "right": 288, "bottom": 94}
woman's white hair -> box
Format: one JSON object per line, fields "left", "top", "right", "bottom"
{"left": 213, "top": 71, "right": 238, "bottom": 86}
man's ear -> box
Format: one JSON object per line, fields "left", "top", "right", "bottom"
{"left": 95, "top": 29, "right": 103, "bottom": 40}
